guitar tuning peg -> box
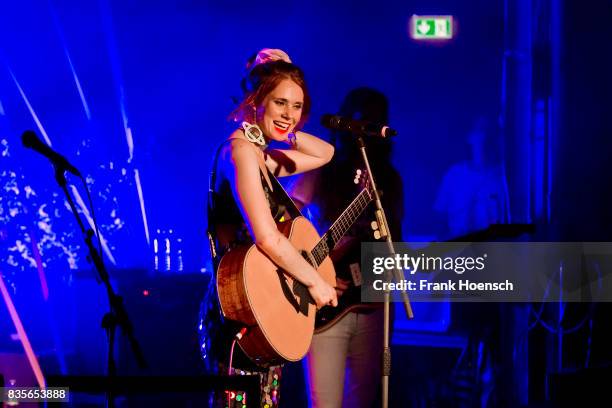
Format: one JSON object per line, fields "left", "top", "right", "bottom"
{"left": 373, "top": 230, "right": 381, "bottom": 240}
{"left": 356, "top": 169, "right": 362, "bottom": 175}
{"left": 353, "top": 177, "right": 360, "bottom": 184}
{"left": 371, "top": 221, "right": 378, "bottom": 230}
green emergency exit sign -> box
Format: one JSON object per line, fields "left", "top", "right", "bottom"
{"left": 411, "top": 15, "right": 453, "bottom": 40}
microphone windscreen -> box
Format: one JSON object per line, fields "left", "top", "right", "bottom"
{"left": 21, "top": 130, "right": 39, "bottom": 148}
{"left": 382, "top": 127, "right": 398, "bottom": 137}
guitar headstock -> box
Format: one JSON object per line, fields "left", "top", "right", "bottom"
{"left": 354, "top": 168, "right": 384, "bottom": 239}
{"left": 353, "top": 168, "right": 372, "bottom": 197}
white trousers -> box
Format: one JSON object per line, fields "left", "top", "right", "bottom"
{"left": 304, "top": 308, "right": 385, "bottom": 408}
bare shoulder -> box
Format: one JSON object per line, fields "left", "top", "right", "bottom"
{"left": 217, "top": 135, "right": 263, "bottom": 183}
{"left": 219, "top": 134, "right": 257, "bottom": 162}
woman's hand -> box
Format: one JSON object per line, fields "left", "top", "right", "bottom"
{"left": 265, "top": 131, "right": 334, "bottom": 177}
{"left": 307, "top": 275, "right": 338, "bottom": 309}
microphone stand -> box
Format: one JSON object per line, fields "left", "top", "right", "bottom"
{"left": 355, "top": 135, "right": 413, "bottom": 408}
{"left": 53, "top": 164, "right": 147, "bottom": 408}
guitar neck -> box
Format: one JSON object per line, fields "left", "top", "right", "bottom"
{"left": 310, "top": 188, "right": 372, "bottom": 267}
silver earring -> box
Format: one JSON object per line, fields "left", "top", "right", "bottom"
{"left": 242, "top": 121, "right": 265, "bottom": 146}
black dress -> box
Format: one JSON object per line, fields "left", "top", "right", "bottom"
{"left": 198, "top": 140, "right": 288, "bottom": 407}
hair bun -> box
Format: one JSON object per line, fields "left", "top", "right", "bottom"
{"left": 242, "top": 49, "right": 293, "bottom": 93}
{"left": 251, "top": 48, "right": 292, "bottom": 69}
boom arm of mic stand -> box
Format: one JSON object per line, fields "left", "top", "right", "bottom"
{"left": 53, "top": 166, "right": 148, "bottom": 373}
{"left": 355, "top": 136, "right": 412, "bottom": 408}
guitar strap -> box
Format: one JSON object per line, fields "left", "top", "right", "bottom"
{"left": 264, "top": 166, "right": 303, "bottom": 220}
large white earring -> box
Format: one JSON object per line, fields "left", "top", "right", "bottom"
{"left": 241, "top": 121, "right": 265, "bottom": 146}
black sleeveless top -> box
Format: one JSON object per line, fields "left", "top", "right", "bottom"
{"left": 208, "top": 164, "right": 287, "bottom": 262}
{"left": 199, "top": 140, "right": 291, "bottom": 372}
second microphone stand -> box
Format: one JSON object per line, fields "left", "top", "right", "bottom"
{"left": 53, "top": 165, "right": 147, "bottom": 408}
{"left": 355, "top": 135, "right": 413, "bottom": 408}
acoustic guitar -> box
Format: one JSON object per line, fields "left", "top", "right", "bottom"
{"left": 216, "top": 172, "right": 373, "bottom": 366}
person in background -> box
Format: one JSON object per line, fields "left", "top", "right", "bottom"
{"left": 435, "top": 116, "right": 510, "bottom": 239}
{"left": 290, "top": 87, "right": 404, "bottom": 408}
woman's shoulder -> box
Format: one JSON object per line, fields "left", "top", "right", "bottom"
{"left": 214, "top": 134, "right": 263, "bottom": 185}
{"left": 219, "top": 132, "right": 258, "bottom": 161}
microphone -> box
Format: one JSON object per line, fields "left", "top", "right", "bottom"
{"left": 321, "top": 114, "right": 397, "bottom": 138}
{"left": 21, "top": 130, "right": 82, "bottom": 176}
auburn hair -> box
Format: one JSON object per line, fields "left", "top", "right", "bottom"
{"left": 231, "top": 60, "right": 311, "bottom": 130}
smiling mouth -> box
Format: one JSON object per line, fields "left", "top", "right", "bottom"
{"left": 273, "top": 121, "right": 291, "bottom": 134}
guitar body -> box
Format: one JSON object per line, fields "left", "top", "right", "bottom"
{"left": 216, "top": 216, "right": 336, "bottom": 367}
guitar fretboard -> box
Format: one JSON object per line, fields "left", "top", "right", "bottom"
{"left": 310, "top": 188, "right": 372, "bottom": 267}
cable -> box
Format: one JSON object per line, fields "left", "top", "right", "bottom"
{"left": 227, "top": 328, "right": 248, "bottom": 407}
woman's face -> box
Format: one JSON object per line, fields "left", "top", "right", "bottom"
{"left": 256, "top": 78, "right": 304, "bottom": 141}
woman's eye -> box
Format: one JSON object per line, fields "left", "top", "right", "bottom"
{"left": 274, "top": 100, "right": 285, "bottom": 106}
